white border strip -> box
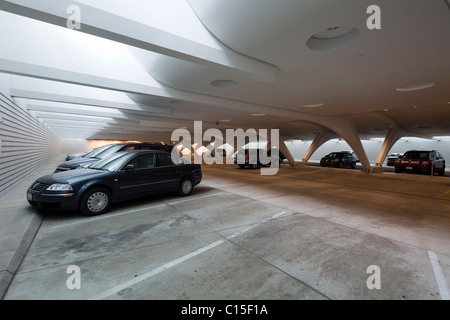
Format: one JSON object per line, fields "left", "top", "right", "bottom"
{"left": 428, "top": 250, "right": 450, "bottom": 300}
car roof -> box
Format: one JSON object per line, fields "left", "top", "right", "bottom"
{"left": 117, "top": 149, "right": 170, "bottom": 155}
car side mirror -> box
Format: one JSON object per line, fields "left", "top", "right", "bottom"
{"left": 124, "top": 164, "right": 135, "bottom": 171}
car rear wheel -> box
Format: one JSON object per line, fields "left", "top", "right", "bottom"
{"left": 178, "top": 177, "right": 193, "bottom": 196}
{"left": 80, "top": 187, "right": 111, "bottom": 216}
{"left": 238, "top": 164, "right": 246, "bottom": 169}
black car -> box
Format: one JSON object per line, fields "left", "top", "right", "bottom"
{"left": 27, "top": 150, "right": 202, "bottom": 216}
{"left": 235, "top": 147, "right": 285, "bottom": 169}
{"left": 55, "top": 142, "right": 172, "bottom": 172}
{"left": 320, "top": 151, "right": 357, "bottom": 169}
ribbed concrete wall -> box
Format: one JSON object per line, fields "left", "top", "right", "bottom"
{"left": 0, "top": 91, "right": 60, "bottom": 199}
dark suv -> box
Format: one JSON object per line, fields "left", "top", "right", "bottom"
{"left": 395, "top": 150, "right": 445, "bottom": 176}
{"left": 55, "top": 142, "right": 173, "bottom": 172}
{"left": 320, "top": 151, "right": 357, "bottom": 169}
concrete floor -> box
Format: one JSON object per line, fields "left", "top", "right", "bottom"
{"left": 1, "top": 157, "right": 450, "bottom": 300}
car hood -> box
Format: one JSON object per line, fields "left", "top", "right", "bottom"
{"left": 57, "top": 157, "right": 100, "bottom": 169}
{"left": 37, "top": 168, "right": 111, "bottom": 185}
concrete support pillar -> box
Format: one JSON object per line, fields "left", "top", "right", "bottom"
{"left": 301, "top": 129, "right": 336, "bottom": 165}
{"left": 330, "top": 118, "right": 371, "bottom": 173}
{"left": 257, "top": 130, "right": 296, "bottom": 167}
{"left": 373, "top": 125, "right": 406, "bottom": 172}
{"left": 277, "top": 138, "right": 297, "bottom": 166}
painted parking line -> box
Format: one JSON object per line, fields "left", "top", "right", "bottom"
{"left": 165, "top": 192, "right": 224, "bottom": 205}
{"left": 88, "top": 210, "right": 287, "bottom": 300}
{"left": 49, "top": 204, "right": 168, "bottom": 229}
{"left": 428, "top": 251, "right": 450, "bottom": 300}
{"left": 48, "top": 192, "right": 224, "bottom": 229}
{"left": 435, "top": 189, "right": 450, "bottom": 201}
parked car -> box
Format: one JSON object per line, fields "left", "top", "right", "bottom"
{"left": 320, "top": 151, "right": 357, "bottom": 169}
{"left": 55, "top": 142, "right": 171, "bottom": 172}
{"left": 394, "top": 150, "right": 445, "bottom": 175}
{"left": 386, "top": 153, "right": 403, "bottom": 166}
{"left": 235, "top": 147, "right": 285, "bottom": 169}
{"left": 65, "top": 147, "right": 98, "bottom": 161}
{"left": 27, "top": 150, "right": 202, "bottom": 216}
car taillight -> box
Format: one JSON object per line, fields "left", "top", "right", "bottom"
{"left": 245, "top": 150, "right": 249, "bottom": 159}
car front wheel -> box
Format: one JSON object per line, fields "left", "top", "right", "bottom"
{"left": 79, "top": 187, "right": 112, "bottom": 216}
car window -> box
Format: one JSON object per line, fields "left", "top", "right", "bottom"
{"left": 122, "top": 146, "right": 136, "bottom": 151}
{"left": 404, "top": 151, "right": 429, "bottom": 159}
{"left": 127, "top": 154, "right": 155, "bottom": 169}
{"left": 156, "top": 153, "right": 176, "bottom": 167}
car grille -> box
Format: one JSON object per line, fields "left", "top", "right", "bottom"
{"left": 30, "top": 181, "right": 49, "bottom": 192}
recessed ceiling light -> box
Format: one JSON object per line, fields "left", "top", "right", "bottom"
{"left": 384, "top": 108, "right": 389, "bottom": 112}
{"left": 302, "top": 103, "right": 324, "bottom": 108}
{"left": 396, "top": 82, "right": 434, "bottom": 92}
{"left": 251, "top": 113, "right": 266, "bottom": 117}
{"left": 210, "top": 80, "right": 239, "bottom": 88}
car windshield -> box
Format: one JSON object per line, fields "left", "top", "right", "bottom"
{"left": 403, "top": 151, "right": 429, "bottom": 159}
{"left": 90, "top": 153, "right": 131, "bottom": 171}
{"left": 93, "top": 145, "right": 125, "bottom": 159}
{"left": 84, "top": 145, "right": 113, "bottom": 158}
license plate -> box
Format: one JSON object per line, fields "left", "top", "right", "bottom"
{"left": 406, "top": 166, "right": 413, "bottom": 170}
{"left": 27, "top": 191, "right": 33, "bottom": 201}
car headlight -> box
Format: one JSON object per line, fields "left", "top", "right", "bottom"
{"left": 46, "top": 184, "right": 73, "bottom": 191}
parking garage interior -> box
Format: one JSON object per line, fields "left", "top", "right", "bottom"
{"left": 1, "top": 0, "right": 450, "bottom": 303}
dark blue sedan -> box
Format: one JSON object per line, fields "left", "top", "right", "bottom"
{"left": 27, "top": 150, "right": 202, "bottom": 216}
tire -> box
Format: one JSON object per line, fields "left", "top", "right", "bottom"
{"left": 238, "top": 164, "right": 246, "bottom": 169}
{"left": 439, "top": 166, "right": 445, "bottom": 176}
{"left": 177, "top": 177, "right": 193, "bottom": 196}
{"left": 250, "top": 163, "right": 258, "bottom": 169}
{"left": 395, "top": 168, "right": 401, "bottom": 173}
{"left": 79, "top": 187, "right": 111, "bottom": 216}
{"left": 351, "top": 162, "right": 356, "bottom": 169}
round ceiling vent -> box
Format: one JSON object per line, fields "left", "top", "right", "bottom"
{"left": 307, "top": 26, "right": 360, "bottom": 51}
{"left": 210, "top": 80, "right": 239, "bottom": 88}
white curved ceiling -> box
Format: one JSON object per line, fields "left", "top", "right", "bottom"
{"left": 0, "top": 0, "right": 449, "bottom": 142}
